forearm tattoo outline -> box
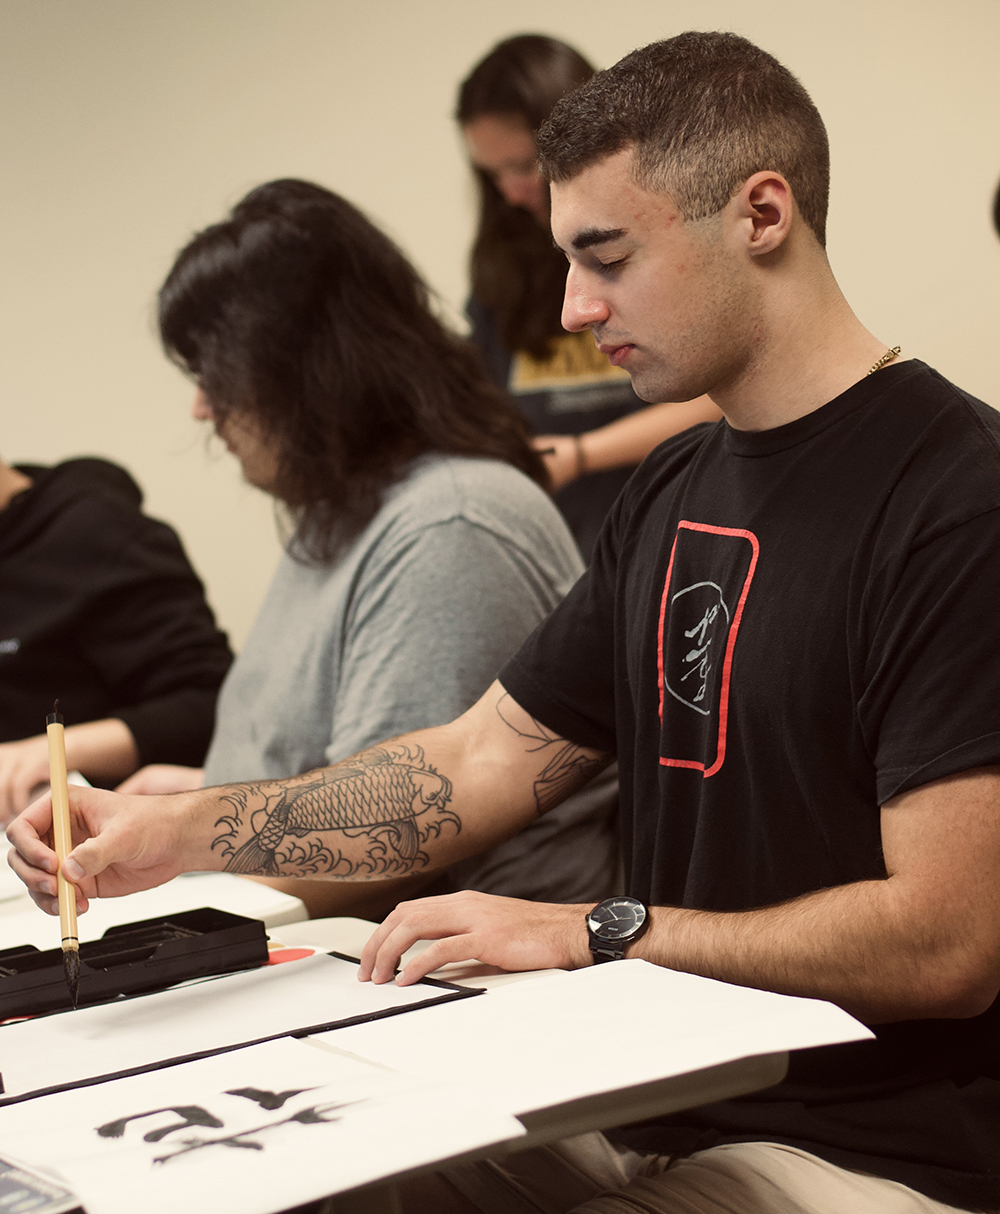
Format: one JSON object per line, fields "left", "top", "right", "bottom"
{"left": 495, "top": 693, "right": 608, "bottom": 814}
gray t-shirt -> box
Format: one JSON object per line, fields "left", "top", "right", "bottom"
{"left": 204, "top": 453, "right": 618, "bottom": 903}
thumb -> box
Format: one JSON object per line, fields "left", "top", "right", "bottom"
{"left": 63, "top": 828, "right": 128, "bottom": 886}
{"left": 62, "top": 852, "right": 86, "bottom": 883}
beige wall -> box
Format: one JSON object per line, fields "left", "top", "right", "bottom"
{"left": 3, "top": 0, "right": 998, "bottom": 649}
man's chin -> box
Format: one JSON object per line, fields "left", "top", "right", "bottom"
{"left": 626, "top": 369, "right": 671, "bottom": 404}
{"left": 629, "top": 367, "right": 705, "bottom": 406}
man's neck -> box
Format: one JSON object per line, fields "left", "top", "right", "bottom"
{"left": 0, "top": 461, "right": 33, "bottom": 511}
{"left": 712, "top": 258, "right": 898, "bottom": 433}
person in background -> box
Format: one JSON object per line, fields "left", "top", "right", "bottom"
{"left": 0, "top": 450, "right": 231, "bottom": 824}
{"left": 457, "top": 33, "right": 720, "bottom": 560}
{"left": 119, "top": 178, "right": 617, "bottom": 919}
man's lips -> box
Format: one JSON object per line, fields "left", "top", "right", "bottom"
{"left": 599, "top": 343, "right": 635, "bottom": 367}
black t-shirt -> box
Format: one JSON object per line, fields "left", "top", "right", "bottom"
{"left": 500, "top": 361, "right": 1000, "bottom": 1209}
{"left": 0, "top": 458, "right": 232, "bottom": 771}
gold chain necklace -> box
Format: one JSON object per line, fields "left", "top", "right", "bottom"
{"left": 867, "top": 346, "right": 901, "bottom": 376}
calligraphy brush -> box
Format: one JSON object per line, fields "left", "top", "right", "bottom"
{"left": 45, "top": 700, "right": 80, "bottom": 1008}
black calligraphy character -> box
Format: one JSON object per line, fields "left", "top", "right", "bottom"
{"left": 225, "top": 1087, "right": 315, "bottom": 1110}
{"left": 97, "top": 1106, "right": 224, "bottom": 1142}
{"left": 152, "top": 1102, "right": 357, "bottom": 1165}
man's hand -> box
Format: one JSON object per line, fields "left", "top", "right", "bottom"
{"left": 6, "top": 785, "right": 199, "bottom": 913}
{"left": 0, "top": 734, "right": 51, "bottom": 826}
{"left": 117, "top": 765, "right": 205, "bottom": 795}
{"left": 358, "top": 890, "right": 592, "bottom": 986}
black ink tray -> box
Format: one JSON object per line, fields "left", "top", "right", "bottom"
{"left": 0, "top": 907, "right": 269, "bottom": 1019}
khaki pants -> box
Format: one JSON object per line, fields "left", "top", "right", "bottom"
{"left": 445, "top": 1135, "right": 975, "bottom": 1214}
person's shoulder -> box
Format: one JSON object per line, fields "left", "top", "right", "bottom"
{"left": 872, "top": 362, "right": 1000, "bottom": 545}
{"left": 381, "top": 454, "right": 582, "bottom": 565}
{"left": 886, "top": 362, "right": 1000, "bottom": 483}
{"left": 389, "top": 453, "right": 546, "bottom": 518}
{"left": 1, "top": 457, "right": 147, "bottom": 551}
{"left": 42, "top": 457, "right": 145, "bottom": 511}
{"left": 920, "top": 366, "right": 1000, "bottom": 449}
{"left": 8, "top": 457, "right": 194, "bottom": 575}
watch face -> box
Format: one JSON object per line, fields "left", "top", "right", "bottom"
{"left": 586, "top": 897, "right": 648, "bottom": 942}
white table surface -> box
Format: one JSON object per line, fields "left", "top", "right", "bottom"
{"left": 0, "top": 862, "right": 306, "bottom": 950}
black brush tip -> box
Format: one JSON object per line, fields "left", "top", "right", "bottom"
{"left": 63, "top": 946, "right": 81, "bottom": 1009}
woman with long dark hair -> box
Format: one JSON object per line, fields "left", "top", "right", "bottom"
{"left": 458, "top": 34, "right": 720, "bottom": 560}
{"left": 122, "top": 178, "right": 617, "bottom": 917}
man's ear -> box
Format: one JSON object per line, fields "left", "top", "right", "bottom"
{"left": 733, "top": 171, "right": 793, "bottom": 256}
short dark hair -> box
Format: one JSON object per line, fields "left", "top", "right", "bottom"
{"left": 537, "top": 31, "right": 830, "bottom": 247}
{"left": 159, "top": 179, "right": 546, "bottom": 563}
{"left": 457, "top": 35, "right": 595, "bottom": 359}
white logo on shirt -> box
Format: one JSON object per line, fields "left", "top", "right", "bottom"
{"left": 665, "top": 583, "right": 730, "bottom": 715}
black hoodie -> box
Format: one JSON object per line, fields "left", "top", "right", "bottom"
{"left": 0, "top": 458, "right": 232, "bottom": 774}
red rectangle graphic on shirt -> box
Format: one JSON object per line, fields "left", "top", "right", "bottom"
{"left": 657, "top": 521, "right": 759, "bottom": 778}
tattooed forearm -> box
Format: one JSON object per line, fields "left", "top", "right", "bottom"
{"left": 211, "top": 744, "right": 459, "bottom": 878}
{"left": 495, "top": 694, "right": 609, "bottom": 814}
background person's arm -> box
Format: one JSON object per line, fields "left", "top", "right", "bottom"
{"left": 361, "top": 767, "right": 1000, "bottom": 1025}
{"left": 0, "top": 718, "right": 140, "bottom": 824}
{"left": 535, "top": 397, "right": 721, "bottom": 491}
{"left": 7, "top": 681, "right": 612, "bottom": 912}
{"left": 116, "top": 764, "right": 205, "bottom": 795}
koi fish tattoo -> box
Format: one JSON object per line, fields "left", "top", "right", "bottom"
{"left": 212, "top": 745, "right": 458, "bottom": 878}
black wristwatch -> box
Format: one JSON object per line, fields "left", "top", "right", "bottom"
{"left": 586, "top": 896, "right": 650, "bottom": 964}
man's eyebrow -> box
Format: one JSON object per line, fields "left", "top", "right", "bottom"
{"left": 569, "top": 227, "right": 628, "bottom": 251}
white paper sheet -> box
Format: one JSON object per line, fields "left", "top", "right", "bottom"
{"left": 0, "top": 952, "right": 473, "bottom": 1101}
{"left": 0, "top": 1036, "right": 524, "bottom": 1214}
{"left": 319, "top": 959, "right": 872, "bottom": 1114}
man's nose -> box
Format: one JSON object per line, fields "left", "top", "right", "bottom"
{"left": 561, "top": 269, "right": 610, "bottom": 333}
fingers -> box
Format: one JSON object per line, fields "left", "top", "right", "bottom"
{"left": 8, "top": 786, "right": 120, "bottom": 902}
{"left": 358, "top": 892, "right": 590, "bottom": 986}
{"left": 8, "top": 840, "right": 56, "bottom": 905}
{"left": 361, "top": 914, "right": 485, "bottom": 986}
{"left": 6, "top": 821, "right": 91, "bottom": 915}
{"left": 396, "top": 936, "right": 487, "bottom": 986}
{"left": 7, "top": 791, "right": 56, "bottom": 870}
{"left": 0, "top": 736, "right": 51, "bottom": 826}
{"left": 358, "top": 906, "right": 423, "bottom": 984}
{"left": 359, "top": 895, "right": 472, "bottom": 984}
{"left": 357, "top": 892, "right": 523, "bottom": 985}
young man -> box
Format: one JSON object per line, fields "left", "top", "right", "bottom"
{"left": 11, "top": 31, "right": 1000, "bottom": 1213}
